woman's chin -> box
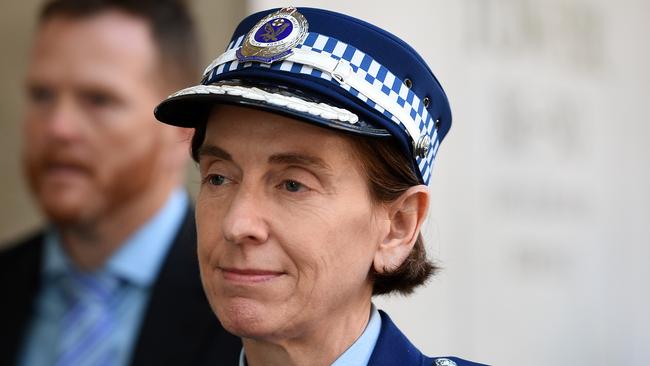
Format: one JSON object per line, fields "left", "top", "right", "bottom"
{"left": 216, "top": 298, "right": 282, "bottom": 339}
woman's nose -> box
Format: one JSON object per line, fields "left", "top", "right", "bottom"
{"left": 221, "top": 188, "right": 269, "bottom": 245}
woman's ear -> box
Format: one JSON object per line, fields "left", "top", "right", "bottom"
{"left": 373, "top": 185, "right": 429, "bottom": 274}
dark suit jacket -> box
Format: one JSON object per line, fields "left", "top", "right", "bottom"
{"left": 0, "top": 206, "right": 241, "bottom": 366}
{"left": 368, "top": 311, "right": 488, "bottom": 366}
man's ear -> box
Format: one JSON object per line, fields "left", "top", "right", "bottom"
{"left": 160, "top": 125, "right": 192, "bottom": 170}
{"left": 171, "top": 126, "right": 193, "bottom": 142}
{"left": 373, "top": 185, "right": 429, "bottom": 274}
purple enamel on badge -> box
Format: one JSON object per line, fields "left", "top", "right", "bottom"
{"left": 253, "top": 18, "right": 294, "bottom": 43}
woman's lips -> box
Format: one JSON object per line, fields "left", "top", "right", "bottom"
{"left": 219, "top": 267, "right": 285, "bottom": 283}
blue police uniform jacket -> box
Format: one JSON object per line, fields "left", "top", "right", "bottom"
{"left": 370, "top": 311, "right": 488, "bottom": 366}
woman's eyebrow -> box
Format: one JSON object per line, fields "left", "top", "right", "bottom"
{"left": 268, "top": 153, "right": 331, "bottom": 172}
{"left": 198, "top": 144, "right": 232, "bottom": 161}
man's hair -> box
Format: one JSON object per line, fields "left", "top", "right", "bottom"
{"left": 189, "top": 118, "right": 437, "bottom": 296}
{"left": 39, "top": 0, "right": 201, "bottom": 90}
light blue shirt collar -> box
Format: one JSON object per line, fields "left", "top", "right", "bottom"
{"left": 42, "top": 189, "right": 189, "bottom": 287}
{"left": 238, "top": 304, "right": 382, "bottom": 366}
{"left": 331, "top": 304, "right": 382, "bottom": 366}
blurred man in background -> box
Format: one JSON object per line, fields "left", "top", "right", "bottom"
{"left": 0, "top": 0, "right": 240, "bottom": 365}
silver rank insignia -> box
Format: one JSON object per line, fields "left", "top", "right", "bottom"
{"left": 434, "top": 358, "right": 457, "bottom": 366}
{"left": 236, "top": 7, "right": 309, "bottom": 64}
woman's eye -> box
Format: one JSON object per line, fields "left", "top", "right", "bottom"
{"left": 282, "top": 180, "right": 305, "bottom": 193}
{"left": 206, "top": 174, "right": 226, "bottom": 186}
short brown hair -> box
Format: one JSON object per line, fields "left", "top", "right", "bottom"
{"left": 349, "top": 136, "right": 437, "bottom": 296}
{"left": 190, "top": 119, "right": 437, "bottom": 296}
{"left": 38, "top": 0, "right": 201, "bottom": 90}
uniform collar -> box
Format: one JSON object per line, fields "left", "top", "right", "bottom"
{"left": 238, "top": 304, "right": 382, "bottom": 366}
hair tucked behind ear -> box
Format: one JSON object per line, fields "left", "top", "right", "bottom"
{"left": 348, "top": 136, "right": 438, "bottom": 296}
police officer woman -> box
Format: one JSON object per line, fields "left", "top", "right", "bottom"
{"left": 155, "top": 7, "right": 487, "bottom": 366}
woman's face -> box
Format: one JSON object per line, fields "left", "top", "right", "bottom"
{"left": 196, "top": 105, "right": 388, "bottom": 341}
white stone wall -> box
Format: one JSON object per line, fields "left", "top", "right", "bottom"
{"left": 247, "top": 1, "right": 650, "bottom": 364}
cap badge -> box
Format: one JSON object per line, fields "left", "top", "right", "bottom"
{"left": 237, "top": 7, "right": 309, "bottom": 64}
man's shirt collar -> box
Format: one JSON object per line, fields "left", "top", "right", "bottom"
{"left": 42, "top": 189, "right": 189, "bottom": 287}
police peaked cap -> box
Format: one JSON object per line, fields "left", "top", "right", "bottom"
{"left": 154, "top": 7, "right": 452, "bottom": 185}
